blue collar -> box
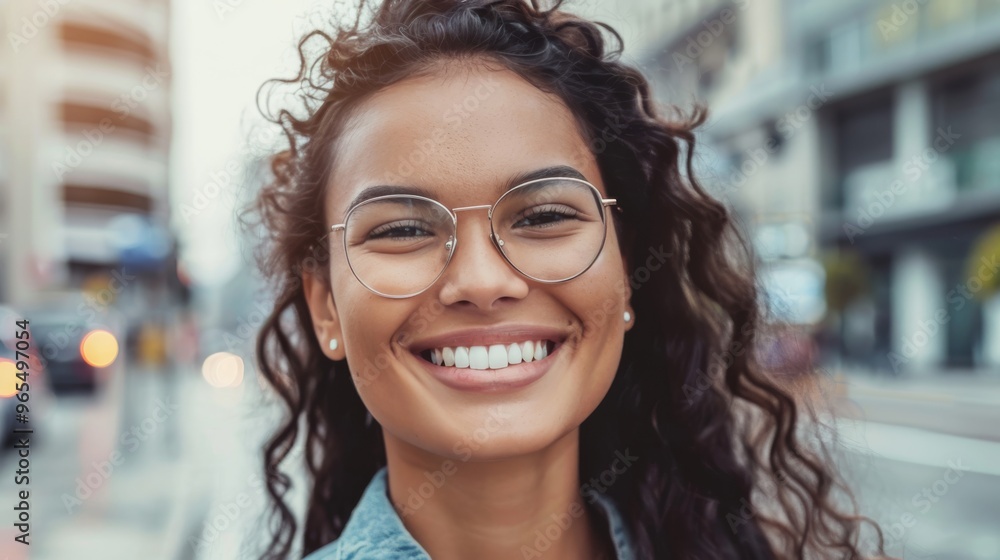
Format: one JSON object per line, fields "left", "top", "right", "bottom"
{"left": 304, "top": 467, "right": 637, "bottom": 559}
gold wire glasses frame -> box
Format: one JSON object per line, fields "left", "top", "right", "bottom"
{"left": 330, "top": 176, "right": 620, "bottom": 299}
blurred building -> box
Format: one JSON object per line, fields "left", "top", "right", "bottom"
{"left": 802, "top": 0, "right": 1000, "bottom": 373}
{"left": 606, "top": 0, "right": 1000, "bottom": 375}
{"left": 0, "top": 0, "right": 175, "bottom": 320}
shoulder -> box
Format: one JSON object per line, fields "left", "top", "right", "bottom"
{"left": 302, "top": 538, "right": 379, "bottom": 560}
{"left": 303, "top": 468, "right": 431, "bottom": 560}
{"left": 305, "top": 536, "right": 427, "bottom": 560}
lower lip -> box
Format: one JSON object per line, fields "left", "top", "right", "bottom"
{"left": 413, "top": 344, "right": 561, "bottom": 393}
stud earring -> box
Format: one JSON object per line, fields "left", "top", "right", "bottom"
{"left": 329, "top": 338, "right": 338, "bottom": 351}
{"left": 624, "top": 311, "right": 632, "bottom": 323}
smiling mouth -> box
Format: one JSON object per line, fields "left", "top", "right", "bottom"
{"left": 417, "top": 339, "right": 558, "bottom": 370}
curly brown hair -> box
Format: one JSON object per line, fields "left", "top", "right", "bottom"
{"left": 244, "top": 1, "right": 888, "bottom": 558}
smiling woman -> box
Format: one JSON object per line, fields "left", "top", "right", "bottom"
{"left": 243, "top": 1, "right": 889, "bottom": 559}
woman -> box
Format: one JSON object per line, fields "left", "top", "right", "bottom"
{"left": 247, "top": 1, "right": 886, "bottom": 558}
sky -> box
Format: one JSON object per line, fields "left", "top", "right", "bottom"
{"left": 170, "top": 0, "right": 320, "bottom": 287}
{"left": 169, "top": 0, "right": 630, "bottom": 288}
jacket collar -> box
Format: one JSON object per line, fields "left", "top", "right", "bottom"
{"left": 304, "top": 466, "right": 637, "bottom": 559}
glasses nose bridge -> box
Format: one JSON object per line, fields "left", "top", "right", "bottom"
{"left": 444, "top": 201, "right": 511, "bottom": 270}
{"left": 450, "top": 203, "right": 494, "bottom": 217}
{"left": 448, "top": 202, "right": 497, "bottom": 246}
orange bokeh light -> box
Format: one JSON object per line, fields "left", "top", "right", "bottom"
{"left": 0, "top": 360, "right": 18, "bottom": 398}
{"left": 80, "top": 330, "right": 119, "bottom": 368}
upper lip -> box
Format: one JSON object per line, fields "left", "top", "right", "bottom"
{"left": 405, "top": 324, "right": 570, "bottom": 353}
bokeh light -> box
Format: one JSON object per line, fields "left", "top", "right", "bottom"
{"left": 0, "top": 359, "right": 19, "bottom": 399}
{"left": 80, "top": 329, "right": 120, "bottom": 368}
{"left": 202, "top": 351, "right": 245, "bottom": 388}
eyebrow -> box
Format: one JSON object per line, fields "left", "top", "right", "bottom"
{"left": 344, "top": 165, "right": 590, "bottom": 211}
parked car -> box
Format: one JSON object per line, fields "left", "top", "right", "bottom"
{"left": 0, "top": 306, "right": 49, "bottom": 448}
{"left": 16, "top": 296, "right": 125, "bottom": 396}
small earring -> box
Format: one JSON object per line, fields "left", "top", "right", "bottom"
{"left": 329, "top": 338, "right": 339, "bottom": 351}
{"left": 624, "top": 311, "right": 632, "bottom": 323}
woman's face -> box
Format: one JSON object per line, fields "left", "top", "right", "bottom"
{"left": 306, "top": 63, "right": 633, "bottom": 462}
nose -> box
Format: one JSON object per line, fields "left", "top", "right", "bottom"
{"left": 436, "top": 213, "right": 530, "bottom": 310}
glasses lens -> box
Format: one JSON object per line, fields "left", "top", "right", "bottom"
{"left": 493, "top": 179, "right": 608, "bottom": 281}
{"left": 343, "top": 197, "right": 454, "bottom": 297}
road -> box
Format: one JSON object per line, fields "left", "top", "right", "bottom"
{"left": 0, "top": 368, "right": 997, "bottom": 559}
{"left": 0, "top": 364, "right": 278, "bottom": 560}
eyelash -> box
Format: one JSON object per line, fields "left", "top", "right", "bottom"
{"left": 512, "top": 205, "right": 578, "bottom": 228}
{"left": 368, "top": 220, "right": 434, "bottom": 239}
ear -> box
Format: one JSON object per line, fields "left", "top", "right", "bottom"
{"left": 620, "top": 251, "right": 634, "bottom": 332}
{"left": 303, "top": 270, "right": 345, "bottom": 361}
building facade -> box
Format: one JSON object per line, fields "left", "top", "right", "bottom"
{"left": 0, "top": 0, "right": 173, "bottom": 313}
{"left": 581, "top": 0, "right": 1000, "bottom": 374}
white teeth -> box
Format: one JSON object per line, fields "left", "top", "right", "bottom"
{"left": 488, "top": 345, "right": 508, "bottom": 369}
{"left": 454, "top": 346, "right": 470, "bottom": 368}
{"left": 424, "top": 339, "right": 553, "bottom": 370}
{"left": 521, "top": 341, "right": 534, "bottom": 362}
{"left": 534, "top": 340, "right": 547, "bottom": 361}
{"left": 469, "top": 346, "right": 489, "bottom": 370}
{"left": 507, "top": 343, "right": 522, "bottom": 365}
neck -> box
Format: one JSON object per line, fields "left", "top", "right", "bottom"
{"left": 383, "top": 429, "right": 615, "bottom": 560}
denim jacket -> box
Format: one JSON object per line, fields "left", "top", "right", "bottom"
{"left": 303, "top": 467, "right": 637, "bottom": 559}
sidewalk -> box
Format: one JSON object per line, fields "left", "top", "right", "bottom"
{"left": 824, "top": 368, "right": 1000, "bottom": 442}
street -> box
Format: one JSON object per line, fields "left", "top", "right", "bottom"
{"left": 1, "top": 368, "right": 998, "bottom": 559}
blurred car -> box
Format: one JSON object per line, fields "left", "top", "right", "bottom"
{"left": 29, "top": 312, "right": 123, "bottom": 394}
{"left": 16, "top": 295, "right": 125, "bottom": 396}
{"left": 0, "top": 306, "right": 50, "bottom": 449}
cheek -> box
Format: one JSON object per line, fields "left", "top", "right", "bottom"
{"left": 331, "top": 275, "right": 395, "bottom": 382}
{"left": 572, "top": 258, "right": 628, "bottom": 338}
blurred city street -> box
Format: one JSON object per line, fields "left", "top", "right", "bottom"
{"left": 1, "top": 0, "right": 999, "bottom": 558}
{"left": 832, "top": 373, "right": 1000, "bottom": 559}
{"left": 2, "top": 364, "right": 998, "bottom": 559}
{"left": 0, "top": 362, "right": 278, "bottom": 560}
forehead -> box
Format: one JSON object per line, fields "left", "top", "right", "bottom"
{"left": 326, "top": 64, "right": 603, "bottom": 217}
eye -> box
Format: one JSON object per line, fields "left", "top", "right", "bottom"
{"left": 511, "top": 205, "right": 579, "bottom": 229}
{"left": 367, "top": 220, "right": 435, "bottom": 240}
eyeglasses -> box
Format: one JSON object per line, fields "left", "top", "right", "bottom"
{"left": 331, "top": 177, "right": 619, "bottom": 298}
